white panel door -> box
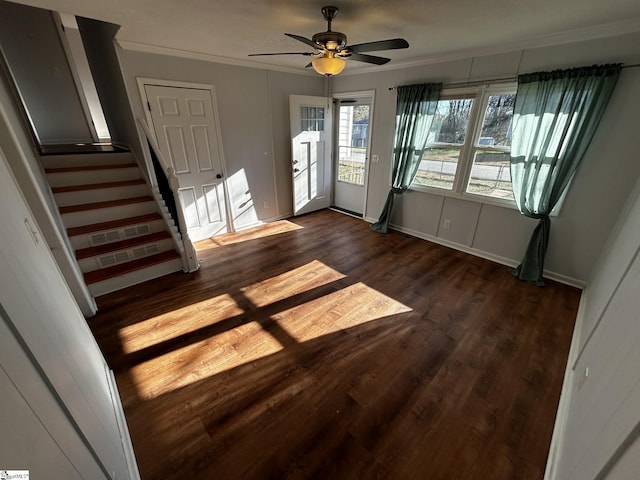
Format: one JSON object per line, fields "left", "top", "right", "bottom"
{"left": 290, "top": 95, "right": 332, "bottom": 215}
{"left": 145, "top": 84, "right": 229, "bottom": 241}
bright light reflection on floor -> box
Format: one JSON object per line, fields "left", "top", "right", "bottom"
{"left": 122, "top": 261, "right": 412, "bottom": 400}
{"left": 272, "top": 282, "right": 413, "bottom": 343}
{"left": 241, "top": 259, "right": 346, "bottom": 308}
{"left": 195, "top": 219, "right": 303, "bottom": 250}
{"left": 118, "top": 292, "right": 243, "bottom": 354}
{"left": 118, "top": 260, "right": 344, "bottom": 355}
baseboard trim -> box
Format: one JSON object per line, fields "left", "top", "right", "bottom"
{"left": 362, "top": 217, "right": 586, "bottom": 289}
{"left": 107, "top": 368, "right": 141, "bottom": 480}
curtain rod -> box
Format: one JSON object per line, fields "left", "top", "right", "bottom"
{"left": 388, "top": 63, "right": 640, "bottom": 90}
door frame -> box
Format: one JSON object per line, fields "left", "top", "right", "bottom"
{"left": 137, "top": 77, "right": 234, "bottom": 234}
{"left": 332, "top": 90, "right": 375, "bottom": 218}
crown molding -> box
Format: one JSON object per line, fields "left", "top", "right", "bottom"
{"left": 117, "top": 40, "right": 316, "bottom": 76}
{"left": 341, "top": 17, "right": 640, "bottom": 76}
{"left": 117, "top": 17, "right": 640, "bottom": 78}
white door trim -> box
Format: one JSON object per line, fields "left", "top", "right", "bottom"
{"left": 137, "top": 77, "right": 234, "bottom": 234}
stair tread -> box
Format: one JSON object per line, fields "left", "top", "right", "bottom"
{"left": 84, "top": 250, "right": 181, "bottom": 285}
{"left": 59, "top": 196, "right": 154, "bottom": 214}
{"left": 52, "top": 179, "right": 146, "bottom": 193}
{"left": 45, "top": 163, "right": 136, "bottom": 173}
{"left": 40, "top": 143, "right": 129, "bottom": 155}
{"left": 67, "top": 213, "right": 163, "bottom": 237}
{"left": 76, "top": 231, "right": 172, "bottom": 260}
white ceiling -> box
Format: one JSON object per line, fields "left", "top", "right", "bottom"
{"left": 11, "top": 0, "right": 640, "bottom": 75}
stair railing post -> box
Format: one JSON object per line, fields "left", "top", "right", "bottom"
{"left": 167, "top": 167, "right": 199, "bottom": 272}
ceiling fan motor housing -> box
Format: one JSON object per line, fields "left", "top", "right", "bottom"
{"left": 312, "top": 31, "right": 347, "bottom": 51}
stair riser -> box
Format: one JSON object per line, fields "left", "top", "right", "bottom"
{"left": 78, "top": 238, "right": 176, "bottom": 273}
{"left": 54, "top": 184, "right": 149, "bottom": 207}
{"left": 69, "top": 219, "right": 167, "bottom": 250}
{"left": 61, "top": 202, "right": 158, "bottom": 228}
{"left": 41, "top": 152, "right": 134, "bottom": 169}
{"left": 88, "top": 258, "right": 183, "bottom": 297}
{"left": 47, "top": 167, "right": 141, "bottom": 187}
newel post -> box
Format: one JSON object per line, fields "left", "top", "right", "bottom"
{"left": 167, "top": 167, "right": 199, "bottom": 272}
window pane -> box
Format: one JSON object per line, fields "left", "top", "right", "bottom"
{"left": 478, "top": 94, "right": 515, "bottom": 147}
{"left": 428, "top": 98, "right": 474, "bottom": 144}
{"left": 337, "top": 104, "right": 369, "bottom": 185}
{"left": 338, "top": 146, "right": 366, "bottom": 185}
{"left": 466, "top": 150, "right": 513, "bottom": 200}
{"left": 301, "top": 105, "right": 325, "bottom": 132}
{"left": 413, "top": 147, "right": 461, "bottom": 190}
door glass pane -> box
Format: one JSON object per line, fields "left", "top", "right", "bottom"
{"left": 337, "top": 104, "right": 369, "bottom": 185}
{"left": 301, "top": 105, "right": 325, "bottom": 131}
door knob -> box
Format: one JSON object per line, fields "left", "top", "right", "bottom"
{"left": 216, "top": 173, "right": 223, "bottom": 179}
{"left": 293, "top": 160, "right": 298, "bottom": 164}
{"left": 293, "top": 168, "right": 300, "bottom": 173}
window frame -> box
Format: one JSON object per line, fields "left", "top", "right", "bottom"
{"left": 409, "top": 83, "right": 518, "bottom": 210}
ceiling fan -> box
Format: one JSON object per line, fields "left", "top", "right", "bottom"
{"left": 248, "top": 5, "right": 409, "bottom": 76}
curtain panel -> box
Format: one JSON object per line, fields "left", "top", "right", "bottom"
{"left": 371, "top": 83, "right": 442, "bottom": 233}
{"left": 510, "top": 64, "right": 621, "bottom": 284}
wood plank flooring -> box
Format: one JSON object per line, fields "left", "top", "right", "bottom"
{"left": 88, "top": 209, "right": 580, "bottom": 480}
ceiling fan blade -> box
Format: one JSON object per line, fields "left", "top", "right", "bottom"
{"left": 349, "top": 38, "right": 409, "bottom": 53}
{"left": 248, "top": 52, "right": 313, "bottom": 56}
{"left": 348, "top": 52, "right": 390, "bottom": 65}
{"left": 285, "top": 33, "right": 319, "bottom": 49}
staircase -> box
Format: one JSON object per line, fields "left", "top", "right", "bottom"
{"left": 42, "top": 149, "right": 184, "bottom": 297}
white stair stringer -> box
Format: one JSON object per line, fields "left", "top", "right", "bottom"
{"left": 87, "top": 256, "right": 183, "bottom": 297}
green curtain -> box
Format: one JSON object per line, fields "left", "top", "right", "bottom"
{"left": 371, "top": 83, "right": 441, "bottom": 233}
{"left": 510, "top": 64, "right": 621, "bottom": 285}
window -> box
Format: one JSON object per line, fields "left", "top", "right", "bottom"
{"left": 337, "top": 104, "right": 369, "bottom": 186}
{"left": 411, "top": 86, "right": 516, "bottom": 203}
{"left": 301, "top": 106, "right": 325, "bottom": 131}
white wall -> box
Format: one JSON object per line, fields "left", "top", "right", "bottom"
{"left": 117, "top": 48, "right": 325, "bottom": 229}
{"left": 0, "top": 51, "right": 96, "bottom": 316}
{"left": 77, "top": 17, "right": 141, "bottom": 157}
{"left": 333, "top": 32, "right": 640, "bottom": 285}
{"left": 546, "top": 173, "right": 640, "bottom": 479}
{"left": 0, "top": 1, "right": 93, "bottom": 144}
{"left": 0, "top": 147, "right": 138, "bottom": 478}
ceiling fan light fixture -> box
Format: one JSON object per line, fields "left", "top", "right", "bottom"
{"left": 312, "top": 54, "right": 345, "bottom": 76}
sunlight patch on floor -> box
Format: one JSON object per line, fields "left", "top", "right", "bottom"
{"left": 272, "top": 282, "right": 413, "bottom": 342}
{"left": 118, "top": 293, "right": 243, "bottom": 354}
{"left": 120, "top": 256, "right": 411, "bottom": 400}
{"left": 118, "top": 260, "right": 344, "bottom": 355}
{"left": 194, "top": 219, "right": 303, "bottom": 250}
{"left": 240, "top": 259, "right": 346, "bottom": 308}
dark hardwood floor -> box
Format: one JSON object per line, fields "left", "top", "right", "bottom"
{"left": 88, "top": 209, "right": 580, "bottom": 480}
